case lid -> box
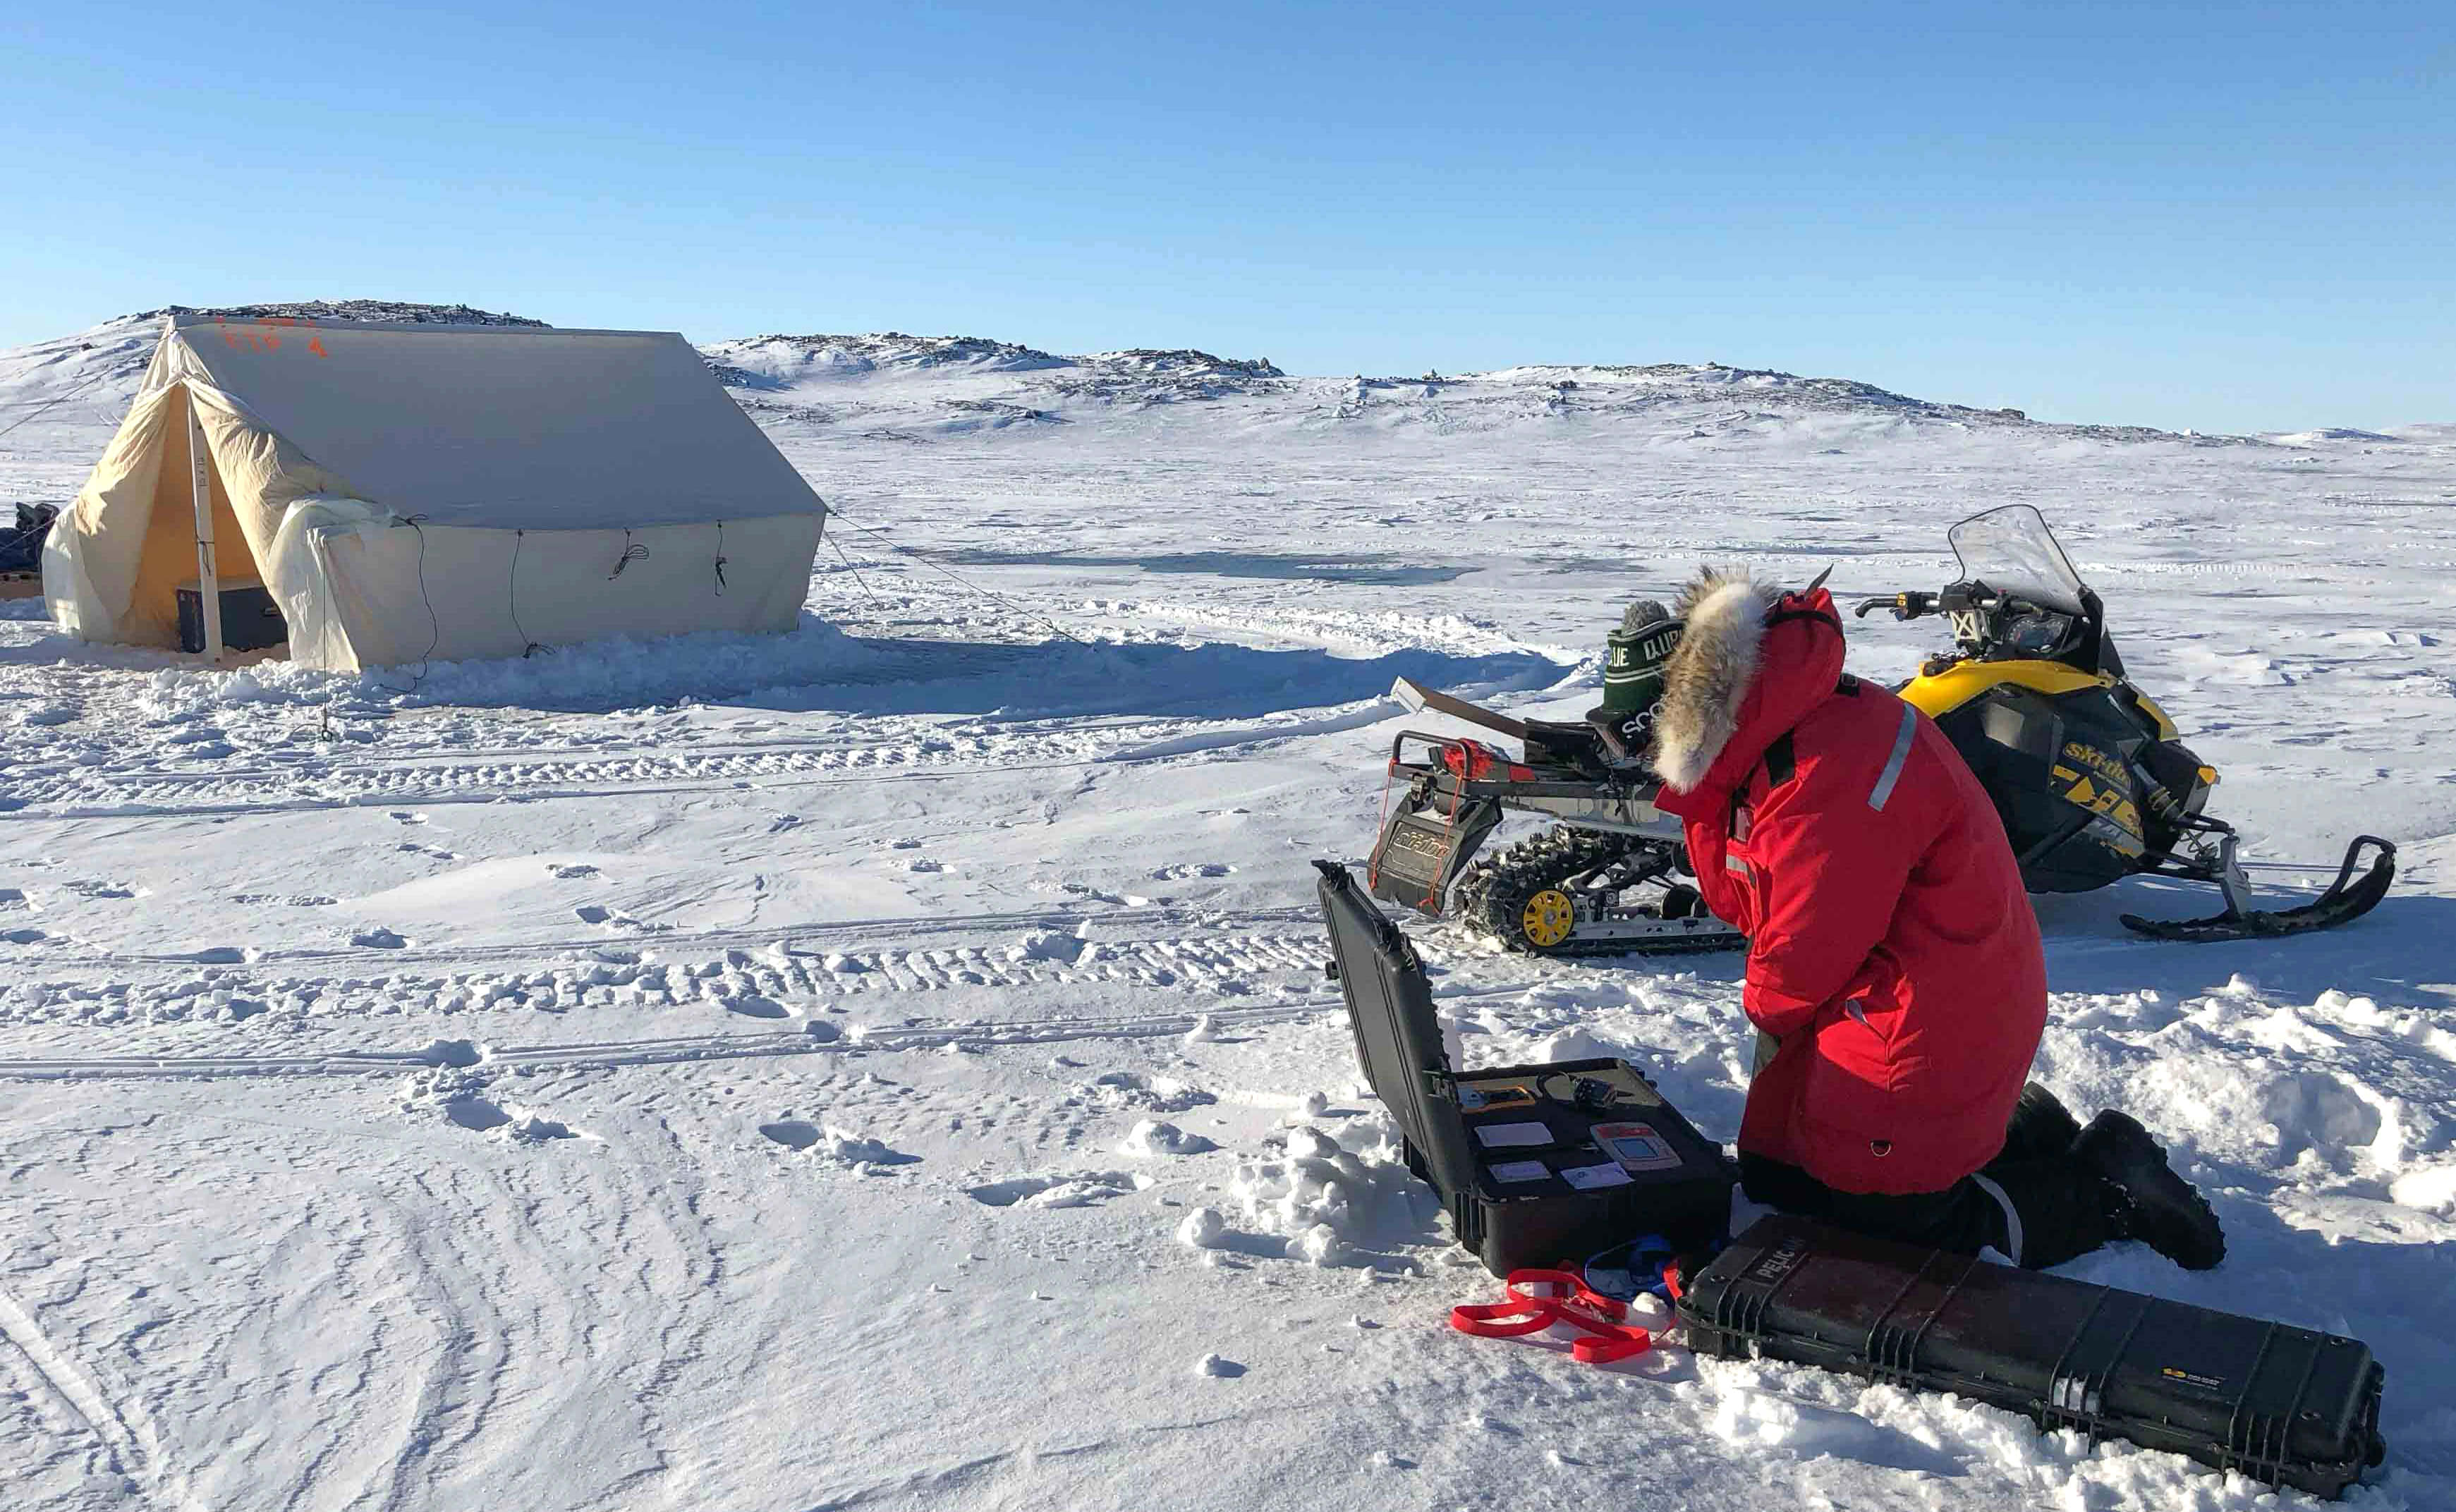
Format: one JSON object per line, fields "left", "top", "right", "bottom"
{"left": 1313, "top": 860, "right": 1480, "bottom": 1200}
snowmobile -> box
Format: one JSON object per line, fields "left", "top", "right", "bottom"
{"left": 1858, "top": 503, "right": 2393, "bottom": 941}
{"left": 1365, "top": 504, "right": 2394, "bottom": 953}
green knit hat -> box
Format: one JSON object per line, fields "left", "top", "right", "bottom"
{"left": 1601, "top": 599, "right": 1683, "bottom": 720}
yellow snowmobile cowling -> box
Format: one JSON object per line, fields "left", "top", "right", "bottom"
{"left": 1898, "top": 657, "right": 2180, "bottom": 743}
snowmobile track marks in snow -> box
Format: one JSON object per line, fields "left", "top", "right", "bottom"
{"left": 0, "top": 700, "right": 1413, "bottom": 821}
{"left": 0, "top": 1276, "right": 189, "bottom": 1508}
{"left": 0, "top": 982, "right": 1545, "bottom": 1083}
{"left": 25, "top": 901, "right": 1323, "bottom": 973}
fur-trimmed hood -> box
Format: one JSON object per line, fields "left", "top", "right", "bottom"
{"left": 1648, "top": 569, "right": 1843, "bottom": 793}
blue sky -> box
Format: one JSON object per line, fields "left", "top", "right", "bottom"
{"left": 7, "top": 1, "right": 2449, "bottom": 432}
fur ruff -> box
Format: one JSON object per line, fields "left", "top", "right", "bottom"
{"left": 1648, "top": 568, "right": 1781, "bottom": 792}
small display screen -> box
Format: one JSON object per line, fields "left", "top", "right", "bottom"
{"left": 1594, "top": 1121, "right": 1689, "bottom": 1173}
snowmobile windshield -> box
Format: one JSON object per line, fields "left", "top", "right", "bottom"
{"left": 1947, "top": 505, "right": 2089, "bottom": 617}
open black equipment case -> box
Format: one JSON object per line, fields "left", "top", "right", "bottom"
{"left": 1681, "top": 1216, "right": 2388, "bottom": 1499}
{"left": 1313, "top": 860, "right": 1732, "bottom": 1274}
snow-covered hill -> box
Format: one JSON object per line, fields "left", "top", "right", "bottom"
{"left": 2, "top": 305, "right": 2455, "bottom": 1512}
{"left": 703, "top": 328, "right": 2243, "bottom": 445}
{"left": 8, "top": 306, "right": 2413, "bottom": 474}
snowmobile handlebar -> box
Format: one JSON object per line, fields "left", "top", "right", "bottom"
{"left": 1854, "top": 592, "right": 1938, "bottom": 621}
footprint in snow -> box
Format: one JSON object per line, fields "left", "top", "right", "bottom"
{"left": 500, "top": 1110, "right": 580, "bottom": 1141}
{"left": 760, "top": 1121, "right": 918, "bottom": 1166}
{"left": 576, "top": 904, "right": 670, "bottom": 934}
{"left": 446, "top": 1097, "right": 578, "bottom": 1141}
{"left": 406, "top": 1068, "right": 580, "bottom": 1142}
{"left": 1058, "top": 881, "right": 1148, "bottom": 906}
{"left": 1010, "top": 929, "right": 1086, "bottom": 965}
{"left": 1119, "top": 1119, "right": 1217, "bottom": 1156}
{"left": 445, "top": 1095, "right": 511, "bottom": 1131}
{"left": 965, "top": 1171, "right": 1148, "bottom": 1208}
{"left": 758, "top": 1119, "right": 822, "bottom": 1150}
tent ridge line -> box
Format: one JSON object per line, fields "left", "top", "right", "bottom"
{"left": 165, "top": 315, "right": 691, "bottom": 341}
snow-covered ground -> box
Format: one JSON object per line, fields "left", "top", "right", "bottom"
{"left": 4, "top": 310, "right": 2454, "bottom": 1511}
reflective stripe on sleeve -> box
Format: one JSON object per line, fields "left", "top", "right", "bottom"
{"left": 1970, "top": 1171, "right": 2024, "bottom": 1266}
{"left": 1868, "top": 702, "right": 1916, "bottom": 812}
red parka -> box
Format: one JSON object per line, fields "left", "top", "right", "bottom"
{"left": 1648, "top": 577, "right": 2047, "bottom": 1195}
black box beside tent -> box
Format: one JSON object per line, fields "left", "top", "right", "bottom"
{"left": 1, "top": 503, "right": 55, "bottom": 597}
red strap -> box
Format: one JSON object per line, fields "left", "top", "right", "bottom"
{"left": 1449, "top": 1268, "right": 1654, "bottom": 1365}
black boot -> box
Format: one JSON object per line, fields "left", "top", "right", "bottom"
{"left": 2074, "top": 1111, "right": 2225, "bottom": 1270}
{"left": 1998, "top": 1083, "right": 2083, "bottom": 1164}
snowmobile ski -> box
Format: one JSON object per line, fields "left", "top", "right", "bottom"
{"left": 2120, "top": 834, "right": 2396, "bottom": 943}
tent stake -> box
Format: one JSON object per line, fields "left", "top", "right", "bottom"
{"left": 187, "top": 391, "right": 226, "bottom": 665}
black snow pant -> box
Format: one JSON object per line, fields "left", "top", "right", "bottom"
{"left": 1737, "top": 1094, "right": 2115, "bottom": 1271}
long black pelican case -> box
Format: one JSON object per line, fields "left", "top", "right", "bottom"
{"left": 1313, "top": 860, "right": 1731, "bottom": 1275}
{"left": 1678, "top": 1215, "right": 2387, "bottom": 1499}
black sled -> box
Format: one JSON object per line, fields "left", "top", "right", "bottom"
{"left": 1365, "top": 679, "right": 1740, "bottom": 958}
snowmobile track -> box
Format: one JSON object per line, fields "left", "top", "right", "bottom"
{"left": 0, "top": 981, "right": 1540, "bottom": 1083}
{"left": 69, "top": 901, "right": 1325, "bottom": 970}
{"left": 0, "top": 707, "right": 1378, "bottom": 820}
{"left": 0, "top": 907, "right": 1355, "bottom": 1030}
{"left": 0, "top": 1277, "right": 191, "bottom": 1509}
{"left": 0, "top": 745, "right": 1052, "bottom": 820}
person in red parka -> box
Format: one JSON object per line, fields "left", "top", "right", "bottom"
{"left": 1643, "top": 568, "right": 2225, "bottom": 1270}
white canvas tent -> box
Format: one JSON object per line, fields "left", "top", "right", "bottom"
{"left": 45, "top": 312, "right": 827, "bottom": 670}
